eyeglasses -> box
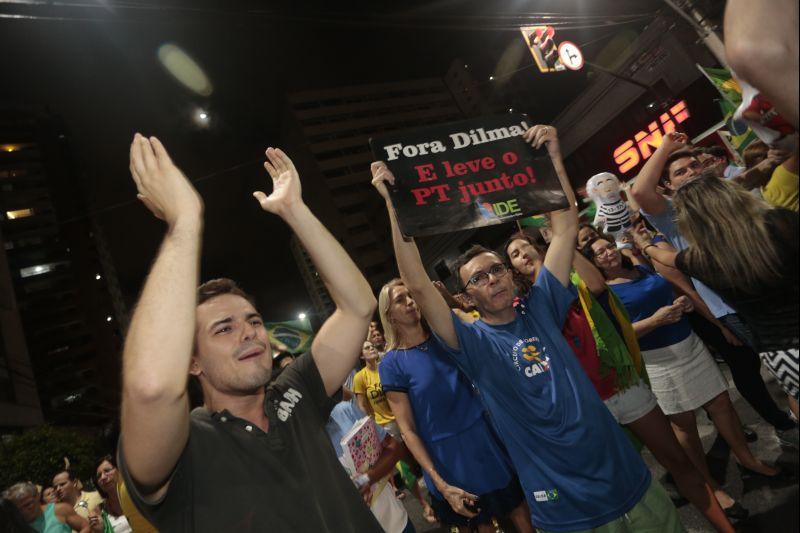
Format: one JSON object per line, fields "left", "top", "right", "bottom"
{"left": 593, "top": 243, "right": 617, "bottom": 257}
{"left": 466, "top": 263, "right": 509, "bottom": 288}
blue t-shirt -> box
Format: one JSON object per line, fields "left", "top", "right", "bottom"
{"left": 439, "top": 266, "right": 650, "bottom": 532}
{"left": 641, "top": 201, "right": 736, "bottom": 319}
{"left": 379, "top": 337, "right": 514, "bottom": 498}
{"left": 609, "top": 265, "right": 692, "bottom": 351}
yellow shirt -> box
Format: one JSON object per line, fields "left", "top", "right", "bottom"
{"left": 74, "top": 490, "right": 104, "bottom": 519}
{"left": 117, "top": 479, "right": 158, "bottom": 532}
{"left": 762, "top": 164, "right": 799, "bottom": 211}
{"left": 352, "top": 366, "right": 394, "bottom": 425}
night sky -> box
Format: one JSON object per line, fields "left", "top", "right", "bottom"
{"left": 0, "top": 0, "right": 664, "bottom": 321}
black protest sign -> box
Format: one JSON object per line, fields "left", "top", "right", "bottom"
{"left": 369, "top": 114, "right": 569, "bottom": 237}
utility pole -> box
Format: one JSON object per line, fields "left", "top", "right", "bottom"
{"left": 662, "top": 0, "right": 728, "bottom": 67}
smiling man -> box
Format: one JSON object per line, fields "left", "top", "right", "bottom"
{"left": 372, "top": 125, "right": 683, "bottom": 533}
{"left": 117, "top": 135, "right": 380, "bottom": 532}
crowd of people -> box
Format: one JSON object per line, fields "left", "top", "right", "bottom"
{"left": 2, "top": 10, "right": 799, "bottom": 531}
{"left": 4, "top": 118, "right": 795, "bottom": 533}
{"left": 1, "top": 457, "right": 155, "bottom": 533}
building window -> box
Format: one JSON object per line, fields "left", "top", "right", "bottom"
{"left": 5, "top": 208, "right": 35, "bottom": 220}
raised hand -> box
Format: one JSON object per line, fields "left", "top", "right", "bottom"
{"left": 128, "top": 133, "right": 203, "bottom": 228}
{"left": 370, "top": 161, "right": 395, "bottom": 203}
{"left": 658, "top": 131, "right": 689, "bottom": 155}
{"left": 766, "top": 147, "right": 791, "bottom": 165}
{"left": 253, "top": 148, "right": 303, "bottom": 216}
{"left": 523, "top": 124, "right": 561, "bottom": 158}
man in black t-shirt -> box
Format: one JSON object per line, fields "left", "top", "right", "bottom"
{"left": 118, "top": 135, "right": 381, "bottom": 532}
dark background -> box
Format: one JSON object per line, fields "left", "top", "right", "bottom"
{"left": 0, "top": 0, "right": 678, "bottom": 320}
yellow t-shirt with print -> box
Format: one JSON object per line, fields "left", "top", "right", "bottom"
{"left": 352, "top": 366, "right": 394, "bottom": 425}
{"left": 762, "top": 163, "right": 799, "bottom": 211}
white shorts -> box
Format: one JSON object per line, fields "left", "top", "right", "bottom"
{"left": 604, "top": 380, "right": 659, "bottom": 425}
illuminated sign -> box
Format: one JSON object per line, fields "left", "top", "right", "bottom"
{"left": 612, "top": 100, "right": 691, "bottom": 174}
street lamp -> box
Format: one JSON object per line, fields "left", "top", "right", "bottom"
{"left": 298, "top": 313, "right": 307, "bottom": 321}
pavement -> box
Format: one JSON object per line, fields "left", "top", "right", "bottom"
{"left": 402, "top": 366, "right": 799, "bottom": 533}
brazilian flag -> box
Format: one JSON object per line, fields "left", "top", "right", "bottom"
{"left": 698, "top": 65, "right": 756, "bottom": 155}
{"left": 265, "top": 320, "right": 314, "bottom": 354}
{"left": 719, "top": 98, "right": 757, "bottom": 154}
{"left": 518, "top": 214, "right": 548, "bottom": 228}
{"left": 698, "top": 65, "right": 743, "bottom": 106}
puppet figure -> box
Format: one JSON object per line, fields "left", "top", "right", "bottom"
{"left": 586, "top": 172, "right": 633, "bottom": 248}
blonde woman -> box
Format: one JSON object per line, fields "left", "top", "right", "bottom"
{"left": 378, "top": 279, "right": 533, "bottom": 533}
{"left": 636, "top": 171, "right": 799, "bottom": 420}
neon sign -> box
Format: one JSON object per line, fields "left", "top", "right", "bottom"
{"left": 612, "top": 100, "right": 691, "bottom": 174}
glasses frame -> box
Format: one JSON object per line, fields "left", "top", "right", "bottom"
{"left": 465, "top": 262, "right": 509, "bottom": 288}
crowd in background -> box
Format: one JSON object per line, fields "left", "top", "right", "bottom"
{"left": 2, "top": 114, "right": 798, "bottom": 533}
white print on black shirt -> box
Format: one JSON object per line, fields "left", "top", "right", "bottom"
{"left": 276, "top": 388, "right": 303, "bottom": 422}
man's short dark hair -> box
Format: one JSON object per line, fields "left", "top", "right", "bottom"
{"left": 704, "top": 145, "right": 728, "bottom": 160}
{"left": 192, "top": 279, "right": 256, "bottom": 408}
{"left": 452, "top": 244, "right": 503, "bottom": 291}
{"left": 661, "top": 149, "right": 698, "bottom": 185}
{"left": 53, "top": 469, "right": 77, "bottom": 482}
{"left": 197, "top": 278, "right": 255, "bottom": 306}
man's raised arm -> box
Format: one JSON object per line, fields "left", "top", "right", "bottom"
{"left": 522, "top": 125, "right": 578, "bottom": 286}
{"left": 121, "top": 134, "right": 204, "bottom": 496}
{"left": 370, "top": 162, "right": 459, "bottom": 350}
{"left": 630, "top": 131, "right": 688, "bottom": 215}
{"left": 253, "top": 149, "right": 376, "bottom": 396}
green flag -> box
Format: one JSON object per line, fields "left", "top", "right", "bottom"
{"left": 265, "top": 319, "right": 314, "bottom": 354}
{"left": 698, "top": 65, "right": 756, "bottom": 155}
{"left": 697, "top": 65, "right": 742, "bottom": 106}
{"left": 519, "top": 214, "right": 548, "bottom": 228}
